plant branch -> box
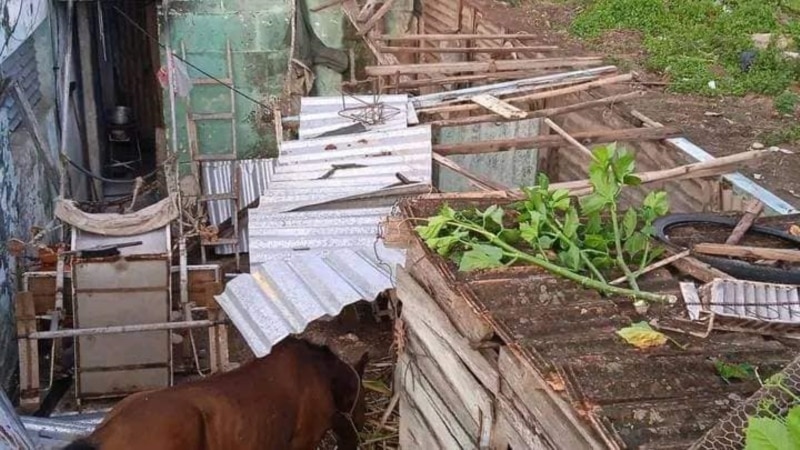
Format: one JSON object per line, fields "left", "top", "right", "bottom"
{"left": 610, "top": 205, "right": 640, "bottom": 291}
{"left": 544, "top": 216, "right": 607, "bottom": 283}
{"left": 455, "top": 221, "right": 674, "bottom": 303}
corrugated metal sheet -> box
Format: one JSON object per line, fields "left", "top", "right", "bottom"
{"left": 22, "top": 413, "right": 103, "bottom": 449}
{"left": 201, "top": 158, "right": 274, "bottom": 253}
{"left": 436, "top": 118, "right": 540, "bottom": 192}
{"left": 0, "top": 388, "right": 36, "bottom": 450}
{"left": 298, "top": 94, "right": 418, "bottom": 139}
{"left": 1, "top": 37, "right": 42, "bottom": 131}
{"left": 258, "top": 125, "right": 432, "bottom": 214}
{"left": 217, "top": 243, "right": 403, "bottom": 358}
{"left": 248, "top": 207, "right": 395, "bottom": 263}
{"left": 700, "top": 279, "right": 800, "bottom": 324}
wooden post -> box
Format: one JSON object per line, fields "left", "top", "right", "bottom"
{"left": 76, "top": 2, "right": 104, "bottom": 202}
{"left": 536, "top": 99, "right": 560, "bottom": 181}
{"left": 725, "top": 200, "right": 764, "bottom": 245}
{"left": 16, "top": 292, "right": 40, "bottom": 412}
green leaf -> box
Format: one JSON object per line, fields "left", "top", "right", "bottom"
{"left": 416, "top": 215, "right": 449, "bottom": 240}
{"left": 592, "top": 143, "right": 616, "bottom": 164}
{"left": 498, "top": 229, "right": 521, "bottom": 245}
{"left": 458, "top": 244, "right": 504, "bottom": 271}
{"left": 591, "top": 255, "right": 614, "bottom": 270}
{"left": 482, "top": 205, "right": 505, "bottom": 227}
{"left": 562, "top": 208, "right": 580, "bottom": 239}
{"left": 643, "top": 191, "right": 670, "bottom": 216}
{"left": 612, "top": 149, "right": 636, "bottom": 179}
{"left": 580, "top": 193, "right": 608, "bottom": 215}
{"left": 785, "top": 406, "right": 800, "bottom": 445}
{"left": 537, "top": 173, "right": 550, "bottom": 191}
{"left": 713, "top": 359, "right": 756, "bottom": 383}
{"left": 584, "top": 234, "right": 608, "bottom": 251}
{"left": 623, "top": 174, "right": 642, "bottom": 186}
{"left": 616, "top": 322, "right": 667, "bottom": 349}
{"left": 426, "top": 230, "right": 468, "bottom": 256}
{"left": 584, "top": 212, "right": 603, "bottom": 234}
{"left": 538, "top": 235, "right": 555, "bottom": 250}
{"left": 624, "top": 232, "right": 648, "bottom": 258}
{"left": 520, "top": 223, "right": 539, "bottom": 245}
{"left": 622, "top": 209, "right": 638, "bottom": 239}
{"left": 745, "top": 417, "right": 793, "bottom": 450}
{"left": 559, "top": 245, "right": 582, "bottom": 271}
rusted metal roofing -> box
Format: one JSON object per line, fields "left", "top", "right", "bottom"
{"left": 216, "top": 242, "right": 403, "bottom": 358}
{"left": 401, "top": 197, "right": 800, "bottom": 449}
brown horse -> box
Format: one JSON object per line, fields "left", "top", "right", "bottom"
{"left": 64, "top": 337, "right": 369, "bottom": 450}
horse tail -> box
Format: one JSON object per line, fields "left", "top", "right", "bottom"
{"left": 62, "top": 439, "right": 98, "bottom": 450}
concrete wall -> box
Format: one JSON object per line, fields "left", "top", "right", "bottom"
{"left": 0, "top": 13, "right": 64, "bottom": 395}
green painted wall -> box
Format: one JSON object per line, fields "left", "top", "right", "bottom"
{"left": 160, "top": 0, "right": 291, "bottom": 170}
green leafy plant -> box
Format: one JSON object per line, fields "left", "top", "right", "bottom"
{"left": 713, "top": 358, "right": 756, "bottom": 383}
{"left": 744, "top": 374, "right": 800, "bottom": 450}
{"left": 775, "top": 90, "right": 800, "bottom": 115}
{"left": 415, "top": 143, "right": 675, "bottom": 304}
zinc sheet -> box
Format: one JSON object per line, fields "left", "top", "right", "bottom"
{"left": 216, "top": 244, "right": 404, "bottom": 358}
{"left": 298, "top": 94, "right": 417, "bottom": 140}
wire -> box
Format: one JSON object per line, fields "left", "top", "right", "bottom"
{"left": 111, "top": 5, "right": 272, "bottom": 110}
{"left": 62, "top": 153, "right": 161, "bottom": 184}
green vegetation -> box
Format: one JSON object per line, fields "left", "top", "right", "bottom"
{"left": 745, "top": 373, "right": 800, "bottom": 450}
{"left": 415, "top": 143, "right": 674, "bottom": 304}
{"left": 570, "top": 0, "right": 800, "bottom": 98}
{"left": 759, "top": 124, "right": 800, "bottom": 146}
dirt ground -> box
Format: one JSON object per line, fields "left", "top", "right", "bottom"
{"left": 472, "top": 0, "right": 800, "bottom": 209}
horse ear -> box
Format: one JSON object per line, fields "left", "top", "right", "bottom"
{"left": 354, "top": 351, "right": 369, "bottom": 377}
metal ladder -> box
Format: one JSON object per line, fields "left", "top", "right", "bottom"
{"left": 182, "top": 40, "right": 241, "bottom": 271}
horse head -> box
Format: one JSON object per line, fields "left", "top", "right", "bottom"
{"left": 330, "top": 350, "right": 369, "bottom": 450}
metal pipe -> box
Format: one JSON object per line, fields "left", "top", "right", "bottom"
{"left": 26, "top": 320, "right": 222, "bottom": 339}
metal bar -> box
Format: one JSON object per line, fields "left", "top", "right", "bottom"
{"left": 27, "top": 320, "right": 222, "bottom": 339}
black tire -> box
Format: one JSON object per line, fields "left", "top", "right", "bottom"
{"left": 653, "top": 213, "right": 800, "bottom": 285}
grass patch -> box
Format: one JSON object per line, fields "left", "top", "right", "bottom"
{"left": 570, "top": 0, "right": 800, "bottom": 97}
{"left": 759, "top": 124, "right": 800, "bottom": 146}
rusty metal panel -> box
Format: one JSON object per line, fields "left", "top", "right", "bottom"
{"left": 73, "top": 257, "right": 171, "bottom": 400}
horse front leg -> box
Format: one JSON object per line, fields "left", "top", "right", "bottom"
{"left": 331, "top": 413, "right": 360, "bottom": 450}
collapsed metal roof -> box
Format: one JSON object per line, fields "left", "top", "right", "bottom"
{"left": 215, "top": 95, "right": 430, "bottom": 357}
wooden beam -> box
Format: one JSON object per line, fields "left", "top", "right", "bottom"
{"left": 428, "top": 91, "right": 644, "bottom": 128}
{"left": 418, "top": 73, "right": 633, "bottom": 115}
{"left": 543, "top": 117, "right": 592, "bottom": 157}
{"left": 432, "top": 153, "right": 509, "bottom": 191}
{"left": 378, "top": 45, "right": 559, "bottom": 54}
{"left": 10, "top": 81, "right": 60, "bottom": 194}
{"left": 378, "top": 33, "right": 548, "bottom": 41}
{"left": 390, "top": 72, "right": 590, "bottom": 91}
{"left": 471, "top": 94, "right": 528, "bottom": 119}
{"left": 725, "top": 200, "right": 764, "bottom": 245}
{"left": 693, "top": 243, "right": 800, "bottom": 263}
{"left": 433, "top": 126, "right": 682, "bottom": 156}
{"left": 671, "top": 256, "right": 734, "bottom": 283}
{"left": 365, "top": 57, "right": 604, "bottom": 76}
{"left": 77, "top": 2, "right": 104, "bottom": 201}
{"left": 358, "top": 0, "right": 398, "bottom": 36}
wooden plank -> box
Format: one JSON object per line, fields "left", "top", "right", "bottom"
{"left": 16, "top": 291, "right": 40, "bottom": 411}
{"left": 403, "top": 325, "right": 480, "bottom": 438}
{"left": 498, "top": 347, "right": 604, "bottom": 449}
{"left": 397, "top": 266, "right": 499, "bottom": 394}
{"left": 379, "top": 33, "right": 548, "bottom": 41}
{"left": 670, "top": 255, "right": 735, "bottom": 283}
{"left": 365, "top": 57, "right": 604, "bottom": 76}
{"left": 405, "top": 241, "right": 495, "bottom": 342}
{"left": 379, "top": 45, "right": 559, "bottom": 54}
{"left": 359, "top": 0, "right": 399, "bottom": 36}
{"left": 77, "top": 2, "right": 104, "bottom": 201}
{"left": 431, "top": 126, "right": 681, "bottom": 156}
{"left": 543, "top": 117, "right": 592, "bottom": 158}
{"left": 10, "top": 81, "right": 59, "bottom": 193}
{"left": 429, "top": 91, "right": 644, "bottom": 128}
{"left": 725, "top": 200, "right": 764, "bottom": 245}
{"left": 419, "top": 73, "right": 632, "bottom": 116}
{"left": 432, "top": 153, "right": 509, "bottom": 191}
{"left": 471, "top": 94, "right": 528, "bottom": 119}
{"left": 491, "top": 391, "right": 552, "bottom": 449}
{"left": 400, "top": 355, "right": 471, "bottom": 448}
{"left": 693, "top": 243, "right": 800, "bottom": 263}
{"left": 399, "top": 385, "right": 443, "bottom": 450}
